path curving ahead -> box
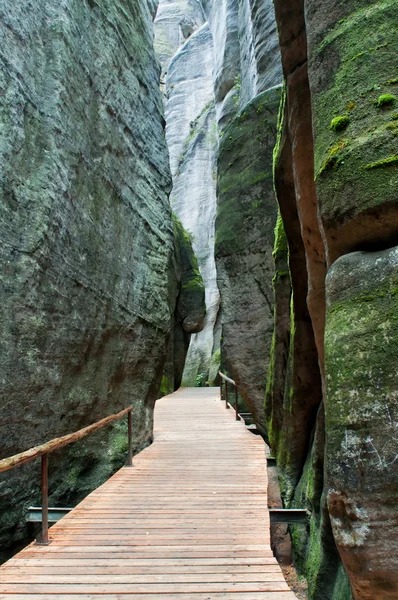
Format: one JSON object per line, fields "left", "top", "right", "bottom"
{"left": 0, "top": 387, "right": 296, "bottom": 599}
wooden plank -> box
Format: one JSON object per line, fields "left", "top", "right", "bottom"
{"left": 0, "top": 594, "right": 297, "bottom": 600}
{"left": 0, "top": 582, "right": 291, "bottom": 593}
{"left": 0, "top": 388, "right": 296, "bottom": 599}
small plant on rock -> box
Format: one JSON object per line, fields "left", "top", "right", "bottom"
{"left": 330, "top": 115, "right": 350, "bottom": 132}
{"left": 377, "top": 94, "right": 396, "bottom": 108}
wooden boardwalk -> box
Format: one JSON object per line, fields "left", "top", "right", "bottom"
{"left": 0, "top": 387, "right": 296, "bottom": 599}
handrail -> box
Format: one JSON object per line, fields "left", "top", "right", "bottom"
{"left": 218, "top": 371, "right": 239, "bottom": 421}
{"left": 0, "top": 406, "right": 133, "bottom": 473}
{"left": 218, "top": 372, "right": 236, "bottom": 386}
{"left": 0, "top": 405, "right": 134, "bottom": 545}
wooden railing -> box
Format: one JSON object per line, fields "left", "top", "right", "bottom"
{"left": 0, "top": 406, "right": 133, "bottom": 545}
{"left": 219, "top": 371, "right": 240, "bottom": 421}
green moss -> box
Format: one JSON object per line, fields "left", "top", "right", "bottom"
{"left": 212, "top": 349, "right": 221, "bottom": 364}
{"left": 182, "top": 275, "right": 205, "bottom": 291}
{"left": 215, "top": 87, "right": 281, "bottom": 256}
{"left": 311, "top": 0, "right": 398, "bottom": 224}
{"left": 330, "top": 115, "right": 350, "bottom": 132}
{"left": 160, "top": 375, "right": 172, "bottom": 396}
{"left": 364, "top": 154, "right": 398, "bottom": 170}
{"left": 332, "top": 565, "right": 353, "bottom": 600}
{"left": 273, "top": 213, "right": 288, "bottom": 258}
{"left": 377, "top": 93, "right": 397, "bottom": 108}
{"left": 172, "top": 211, "right": 206, "bottom": 317}
{"left": 316, "top": 141, "right": 349, "bottom": 178}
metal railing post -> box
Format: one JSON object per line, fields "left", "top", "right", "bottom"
{"left": 225, "top": 380, "right": 229, "bottom": 409}
{"left": 37, "top": 453, "right": 49, "bottom": 545}
{"left": 220, "top": 378, "right": 223, "bottom": 401}
{"left": 127, "top": 410, "right": 133, "bottom": 467}
{"left": 235, "top": 386, "right": 239, "bottom": 421}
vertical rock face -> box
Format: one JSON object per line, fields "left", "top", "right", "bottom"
{"left": 155, "top": 0, "right": 283, "bottom": 391}
{"left": 155, "top": 5, "right": 221, "bottom": 387}
{"left": 0, "top": 0, "right": 176, "bottom": 560}
{"left": 303, "top": 1, "right": 398, "bottom": 597}
{"left": 306, "top": 0, "right": 398, "bottom": 266}
{"left": 269, "top": 0, "right": 398, "bottom": 598}
{"left": 162, "top": 215, "right": 206, "bottom": 395}
{"left": 216, "top": 87, "right": 281, "bottom": 432}
{"left": 325, "top": 249, "right": 398, "bottom": 600}
{"left": 154, "top": 0, "right": 205, "bottom": 80}
{"left": 211, "top": 0, "right": 282, "bottom": 430}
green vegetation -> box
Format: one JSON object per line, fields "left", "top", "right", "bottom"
{"left": 377, "top": 93, "right": 396, "bottom": 108}
{"left": 233, "top": 74, "right": 241, "bottom": 109}
{"left": 364, "top": 154, "right": 398, "bottom": 170}
{"left": 311, "top": 0, "right": 398, "bottom": 222}
{"left": 160, "top": 375, "right": 172, "bottom": 396}
{"left": 215, "top": 87, "right": 281, "bottom": 256}
{"left": 330, "top": 115, "right": 350, "bottom": 132}
{"left": 316, "top": 140, "right": 349, "bottom": 178}
{"left": 195, "top": 372, "right": 207, "bottom": 387}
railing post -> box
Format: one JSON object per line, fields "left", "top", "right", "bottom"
{"left": 220, "top": 378, "right": 223, "bottom": 401}
{"left": 37, "top": 453, "right": 50, "bottom": 545}
{"left": 127, "top": 410, "right": 133, "bottom": 467}
{"left": 225, "top": 380, "right": 229, "bottom": 409}
{"left": 235, "top": 386, "right": 239, "bottom": 421}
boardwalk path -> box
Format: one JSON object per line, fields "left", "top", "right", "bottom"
{"left": 0, "top": 387, "right": 296, "bottom": 599}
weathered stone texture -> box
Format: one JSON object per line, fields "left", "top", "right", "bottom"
{"left": 215, "top": 87, "right": 281, "bottom": 433}
{"left": 269, "top": 0, "right": 398, "bottom": 598}
{"left": 154, "top": 0, "right": 205, "bottom": 78}
{"left": 159, "top": 18, "right": 220, "bottom": 386}
{"left": 0, "top": 0, "right": 173, "bottom": 559}
{"left": 306, "top": 0, "right": 398, "bottom": 265}
{"left": 325, "top": 248, "right": 398, "bottom": 600}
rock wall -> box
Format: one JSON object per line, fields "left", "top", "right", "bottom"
{"left": 155, "top": 5, "right": 221, "bottom": 386}
{"left": 0, "top": 0, "right": 201, "bottom": 561}
{"left": 306, "top": 1, "right": 398, "bottom": 598}
{"left": 216, "top": 87, "right": 281, "bottom": 432}
{"left": 266, "top": 0, "right": 398, "bottom": 599}
{"left": 208, "top": 0, "right": 283, "bottom": 429}
{"left": 155, "top": 0, "right": 397, "bottom": 597}
{"left": 161, "top": 214, "right": 206, "bottom": 395}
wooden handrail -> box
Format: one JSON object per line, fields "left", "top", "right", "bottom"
{"left": 0, "top": 406, "right": 133, "bottom": 474}
{"left": 218, "top": 371, "right": 236, "bottom": 386}
{"left": 218, "top": 372, "right": 239, "bottom": 421}
{"left": 0, "top": 406, "right": 132, "bottom": 473}
{"left": 0, "top": 405, "right": 134, "bottom": 546}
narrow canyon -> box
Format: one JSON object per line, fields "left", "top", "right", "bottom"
{"left": 0, "top": 1, "right": 397, "bottom": 599}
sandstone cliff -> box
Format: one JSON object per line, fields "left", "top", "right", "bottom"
{"left": 0, "top": 0, "right": 204, "bottom": 561}
{"left": 155, "top": 3, "right": 220, "bottom": 387}
{"left": 266, "top": 1, "right": 398, "bottom": 598}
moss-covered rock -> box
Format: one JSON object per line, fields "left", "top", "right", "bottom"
{"left": 325, "top": 247, "right": 398, "bottom": 600}
{"left": 215, "top": 85, "right": 281, "bottom": 433}
{"left": 161, "top": 214, "right": 206, "bottom": 394}
{"left": 0, "top": 0, "right": 173, "bottom": 560}
{"left": 307, "top": 0, "right": 398, "bottom": 263}
{"left": 265, "top": 213, "right": 291, "bottom": 450}
{"left": 172, "top": 213, "right": 206, "bottom": 335}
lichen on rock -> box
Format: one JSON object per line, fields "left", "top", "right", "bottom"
{"left": 216, "top": 86, "right": 281, "bottom": 433}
